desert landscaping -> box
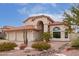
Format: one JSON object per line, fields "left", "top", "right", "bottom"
{"left": 0, "top": 40, "right": 79, "bottom": 56}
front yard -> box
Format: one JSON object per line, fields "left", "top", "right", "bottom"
{"left": 0, "top": 41, "right": 79, "bottom": 56}
{"left": 1, "top": 37, "right": 79, "bottom": 56}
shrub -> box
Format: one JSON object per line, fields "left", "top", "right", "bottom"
{"left": 40, "top": 32, "right": 52, "bottom": 42}
{"left": 0, "top": 42, "right": 17, "bottom": 51}
{"left": 71, "top": 38, "right": 79, "bottom": 49}
{"left": 32, "top": 42, "right": 51, "bottom": 51}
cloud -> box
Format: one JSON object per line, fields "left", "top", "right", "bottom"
{"left": 64, "top": 9, "right": 74, "bottom": 17}
{"left": 18, "top": 7, "right": 27, "bottom": 15}
{"left": 27, "top": 13, "right": 63, "bottom": 21}
{"left": 27, "top": 12, "right": 64, "bottom": 21}
{"left": 69, "top": 3, "right": 79, "bottom": 7}
{"left": 50, "top": 3, "right": 57, "bottom": 7}
{"left": 52, "top": 13, "right": 64, "bottom": 21}
{"left": 17, "top": 3, "right": 58, "bottom": 15}
{"left": 17, "top": 3, "right": 63, "bottom": 21}
{"left": 18, "top": 4, "right": 48, "bottom": 16}
{"left": 39, "top": 3, "right": 57, "bottom": 7}
{"left": 30, "top": 5, "right": 46, "bottom": 13}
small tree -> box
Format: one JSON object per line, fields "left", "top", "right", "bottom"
{"left": 40, "top": 32, "right": 52, "bottom": 42}
{"left": 63, "top": 6, "right": 79, "bottom": 40}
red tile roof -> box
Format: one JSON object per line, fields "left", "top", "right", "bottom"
{"left": 3, "top": 22, "right": 65, "bottom": 32}
{"left": 3, "top": 25, "right": 40, "bottom": 32}
{"left": 23, "top": 15, "right": 54, "bottom": 23}
{"left": 49, "top": 21, "right": 64, "bottom": 26}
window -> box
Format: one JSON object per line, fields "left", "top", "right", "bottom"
{"left": 53, "top": 27, "right": 61, "bottom": 38}
{"left": 65, "top": 29, "right": 68, "bottom": 38}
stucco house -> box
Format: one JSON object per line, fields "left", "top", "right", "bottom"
{"left": 3, "top": 15, "right": 72, "bottom": 45}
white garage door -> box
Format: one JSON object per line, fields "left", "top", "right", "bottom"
{"left": 8, "top": 32, "right": 16, "bottom": 41}
{"left": 16, "top": 31, "right": 24, "bottom": 41}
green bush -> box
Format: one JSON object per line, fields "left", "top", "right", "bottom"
{"left": 0, "top": 42, "right": 17, "bottom": 51}
{"left": 40, "top": 32, "right": 52, "bottom": 42}
{"left": 71, "top": 38, "right": 79, "bottom": 49}
{"left": 32, "top": 42, "right": 51, "bottom": 51}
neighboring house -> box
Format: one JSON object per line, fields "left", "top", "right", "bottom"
{"left": 0, "top": 28, "right": 5, "bottom": 39}
{"left": 3, "top": 15, "right": 71, "bottom": 44}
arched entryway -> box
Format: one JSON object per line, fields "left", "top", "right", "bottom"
{"left": 37, "top": 21, "right": 44, "bottom": 38}
{"left": 37, "top": 21, "right": 44, "bottom": 33}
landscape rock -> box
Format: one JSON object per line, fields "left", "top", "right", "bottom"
{"left": 14, "top": 47, "right": 20, "bottom": 50}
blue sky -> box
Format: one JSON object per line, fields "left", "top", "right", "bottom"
{"left": 0, "top": 3, "right": 74, "bottom": 27}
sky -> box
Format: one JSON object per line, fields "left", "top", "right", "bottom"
{"left": 0, "top": 3, "right": 74, "bottom": 27}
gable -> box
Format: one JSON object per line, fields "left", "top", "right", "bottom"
{"left": 23, "top": 15, "right": 54, "bottom": 23}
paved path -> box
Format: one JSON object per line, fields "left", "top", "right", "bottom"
{"left": 50, "top": 41, "right": 69, "bottom": 50}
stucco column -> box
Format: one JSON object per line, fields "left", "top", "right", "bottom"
{"left": 61, "top": 31, "right": 65, "bottom": 40}
{"left": 44, "top": 24, "right": 48, "bottom": 32}
{"left": 27, "top": 30, "right": 34, "bottom": 47}
{"left": 27, "top": 40, "right": 32, "bottom": 47}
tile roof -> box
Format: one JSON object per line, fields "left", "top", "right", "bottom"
{"left": 49, "top": 21, "right": 64, "bottom": 26}
{"left": 23, "top": 15, "right": 54, "bottom": 23}
{"left": 3, "top": 25, "right": 40, "bottom": 32}
{"left": 3, "top": 22, "right": 65, "bottom": 32}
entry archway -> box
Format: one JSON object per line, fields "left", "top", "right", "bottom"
{"left": 37, "top": 21, "right": 44, "bottom": 39}
{"left": 37, "top": 21, "right": 44, "bottom": 34}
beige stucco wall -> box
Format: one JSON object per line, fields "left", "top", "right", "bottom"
{"left": 33, "top": 31, "right": 40, "bottom": 40}
{"left": 24, "top": 17, "right": 52, "bottom": 32}
{"left": 24, "top": 19, "right": 34, "bottom": 25}
{"left": 27, "top": 30, "right": 40, "bottom": 41}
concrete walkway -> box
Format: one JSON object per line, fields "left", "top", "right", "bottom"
{"left": 50, "top": 41, "right": 69, "bottom": 50}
